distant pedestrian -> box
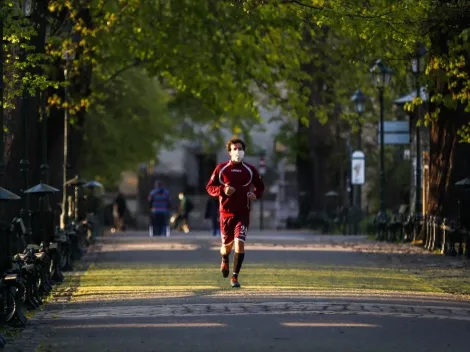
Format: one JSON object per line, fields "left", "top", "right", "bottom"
{"left": 113, "top": 191, "right": 128, "bottom": 232}
{"left": 176, "top": 192, "right": 193, "bottom": 233}
{"left": 148, "top": 181, "right": 171, "bottom": 237}
{"left": 205, "top": 196, "right": 220, "bottom": 236}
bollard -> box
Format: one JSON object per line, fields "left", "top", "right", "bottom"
{"left": 425, "top": 215, "right": 431, "bottom": 249}
{"left": 457, "top": 222, "right": 464, "bottom": 256}
{"left": 440, "top": 218, "right": 447, "bottom": 255}
{"left": 465, "top": 228, "right": 470, "bottom": 259}
{"left": 448, "top": 220, "right": 458, "bottom": 257}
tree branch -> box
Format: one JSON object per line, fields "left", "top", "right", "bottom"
{"left": 93, "top": 59, "right": 152, "bottom": 90}
{"left": 280, "top": 0, "right": 411, "bottom": 24}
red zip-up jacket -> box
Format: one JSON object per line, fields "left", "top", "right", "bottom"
{"left": 206, "top": 160, "right": 265, "bottom": 217}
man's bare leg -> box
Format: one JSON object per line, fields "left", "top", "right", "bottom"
{"left": 220, "top": 241, "right": 233, "bottom": 278}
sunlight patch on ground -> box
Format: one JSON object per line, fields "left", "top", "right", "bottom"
{"left": 70, "top": 262, "right": 443, "bottom": 303}
{"left": 209, "top": 244, "right": 353, "bottom": 252}
{"left": 99, "top": 243, "right": 199, "bottom": 252}
{"left": 281, "top": 322, "right": 381, "bottom": 328}
{"left": 55, "top": 323, "right": 226, "bottom": 329}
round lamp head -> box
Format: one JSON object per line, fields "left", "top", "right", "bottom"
{"left": 370, "top": 59, "right": 393, "bottom": 89}
{"left": 351, "top": 89, "right": 367, "bottom": 114}
{"left": 411, "top": 43, "right": 426, "bottom": 74}
{"left": 22, "top": 0, "right": 34, "bottom": 17}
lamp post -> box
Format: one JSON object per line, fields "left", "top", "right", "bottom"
{"left": 60, "top": 49, "right": 75, "bottom": 229}
{"left": 0, "top": 11, "right": 21, "bottom": 201}
{"left": 0, "top": 10, "right": 5, "bottom": 188}
{"left": 258, "top": 150, "right": 266, "bottom": 230}
{"left": 350, "top": 89, "right": 366, "bottom": 222}
{"left": 370, "top": 59, "right": 393, "bottom": 223}
{"left": 19, "top": 0, "right": 36, "bottom": 235}
{"left": 410, "top": 43, "right": 426, "bottom": 235}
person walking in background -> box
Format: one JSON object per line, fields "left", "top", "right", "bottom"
{"left": 148, "top": 181, "right": 171, "bottom": 237}
{"left": 176, "top": 192, "right": 193, "bottom": 233}
{"left": 205, "top": 196, "right": 220, "bottom": 236}
{"left": 113, "top": 190, "right": 128, "bottom": 232}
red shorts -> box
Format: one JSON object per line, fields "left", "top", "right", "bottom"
{"left": 220, "top": 215, "right": 249, "bottom": 245}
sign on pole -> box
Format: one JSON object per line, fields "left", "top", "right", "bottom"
{"left": 351, "top": 151, "right": 365, "bottom": 185}
{"left": 377, "top": 121, "right": 410, "bottom": 145}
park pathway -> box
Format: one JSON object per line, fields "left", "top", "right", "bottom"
{"left": 4, "top": 230, "right": 470, "bottom": 352}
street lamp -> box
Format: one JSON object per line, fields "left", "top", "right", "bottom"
{"left": 370, "top": 59, "right": 393, "bottom": 224}
{"left": 19, "top": 0, "right": 36, "bottom": 236}
{"left": 351, "top": 89, "right": 366, "bottom": 149}
{"left": 350, "top": 89, "right": 367, "bottom": 227}
{"left": 60, "top": 48, "right": 76, "bottom": 229}
{"left": 20, "top": 0, "right": 35, "bottom": 16}
{"left": 410, "top": 43, "right": 426, "bottom": 235}
{"left": 0, "top": 14, "right": 21, "bottom": 200}
{"left": 258, "top": 149, "right": 266, "bottom": 230}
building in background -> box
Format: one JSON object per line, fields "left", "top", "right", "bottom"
{"left": 134, "top": 105, "right": 298, "bottom": 230}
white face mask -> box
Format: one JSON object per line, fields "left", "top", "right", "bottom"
{"left": 230, "top": 150, "right": 245, "bottom": 163}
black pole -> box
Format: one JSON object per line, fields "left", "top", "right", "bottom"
{"left": 19, "top": 44, "right": 31, "bottom": 234}
{"left": 379, "top": 88, "right": 386, "bottom": 215}
{"left": 259, "top": 197, "right": 264, "bottom": 231}
{"left": 60, "top": 60, "right": 70, "bottom": 229}
{"left": 40, "top": 93, "right": 49, "bottom": 182}
{"left": 352, "top": 119, "right": 363, "bottom": 235}
{"left": 347, "top": 137, "right": 353, "bottom": 234}
{"left": 0, "top": 15, "right": 4, "bottom": 186}
{"left": 415, "top": 79, "right": 422, "bottom": 216}
{"left": 259, "top": 152, "right": 265, "bottom": 231}
{"left": 356, "top": 120, "right": 362, "bottom": 212}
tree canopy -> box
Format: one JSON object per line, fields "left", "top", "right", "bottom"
{"left": 2, "top": 0, "right": 470, "bottom": 188}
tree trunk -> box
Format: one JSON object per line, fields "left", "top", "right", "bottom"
{"left": 427, "top": 1, "right": 470, "bottom": 218}
{"left": 428, "top": 105, "right": 470, "bottom": 218}
{"left": 295, "top": 24, "right": 336, "bottom": 214}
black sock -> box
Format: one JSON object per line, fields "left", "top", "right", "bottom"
{"left": 233, "top": 252, "right": 245, "bottom": 277}
{"left": 222, "top": 254, "right": 229, "bottom": 263}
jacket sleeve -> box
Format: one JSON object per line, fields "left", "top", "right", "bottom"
{"left": 206, "top": 165, "right": 224, "bottom": 197}
{"left": 252, "top": 166, "right": 265, "bottom": 199}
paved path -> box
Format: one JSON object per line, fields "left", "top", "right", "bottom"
{"left": 4, "top": 230, "right": 470, "bottom": 352}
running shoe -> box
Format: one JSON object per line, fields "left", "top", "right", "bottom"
{"left": 231, "top": 276, "right": 241, "bottom": 288}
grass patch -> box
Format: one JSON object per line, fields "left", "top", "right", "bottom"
{"left": 71, "top": 262, "right": 441, "bottom": 301}
{"left": 417, "top": 269, "right": 470, "bottom": 295}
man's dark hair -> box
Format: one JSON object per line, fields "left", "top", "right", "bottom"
{"left": 226, "top": 137, "right": 246, "bottom": 152}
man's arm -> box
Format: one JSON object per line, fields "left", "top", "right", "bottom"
{"left": 252, "top": 166, "right": 265, "bottom": 199}
{"left": 206, "top": 165, "right": 223, "bottom": 197}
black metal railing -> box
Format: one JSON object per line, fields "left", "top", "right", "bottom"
{"left": 0, "top": 178, "right": 104, "bottom": 347}
{"left": 375, "top": 213, "right": 470, "bottom": 258}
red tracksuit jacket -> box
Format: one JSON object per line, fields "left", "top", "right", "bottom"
{"left": 206, "top": 160, "right": 265, "bottom": 217}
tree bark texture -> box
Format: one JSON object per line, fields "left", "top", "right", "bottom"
{"left": 427, "top": 1, "right": 470, "bottom": 218}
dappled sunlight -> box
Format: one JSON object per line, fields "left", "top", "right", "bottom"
{"left": 209, "top": 244, "right": 353, "bottom": 252}
{"left": 55, "top": 322, "right": 227, "bottom": 329}
{"left": 67, "top": 261, "right": 449, "bottom": 304}
{"left": 99, "top": 242, "right": 200, "bottom": 252}
{"left": 208, "top": 288, "right": 456, "bottom": 300}
{"left": 281, "top": 322, "right": 381, "bottom": 328}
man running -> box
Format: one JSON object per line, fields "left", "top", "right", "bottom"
{"left": 206, "top": 137, "right": 265, "bottom": 288}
